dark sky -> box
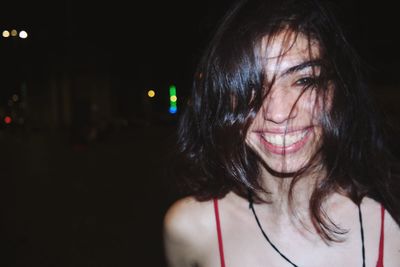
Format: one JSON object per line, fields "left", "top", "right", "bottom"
{"left": 1, "top": 1, "right": 230, "bottom": 93}
{"left": 1, "top": 0, "right": 399, "bottom": 98}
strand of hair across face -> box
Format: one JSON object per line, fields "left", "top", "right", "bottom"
{"left": 247, "top": 191, "right": 366, "bottom": 267}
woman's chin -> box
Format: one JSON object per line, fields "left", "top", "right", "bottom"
{"left": 260, "top": 156, "right": 310, "bottom": 176}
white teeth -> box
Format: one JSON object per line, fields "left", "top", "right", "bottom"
{"left": 261, "top": 131, "right": 307, "bottom": 146}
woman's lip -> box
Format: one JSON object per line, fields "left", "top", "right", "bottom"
{"left": 257, "top": 128, "right": 312, "bottom": 155}
{"left": 253, "top": 126, "right": 313, "bottom": 134}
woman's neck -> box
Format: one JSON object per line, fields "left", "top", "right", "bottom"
{"left": 256, "top": 166, "right": 323, "bottom": 222}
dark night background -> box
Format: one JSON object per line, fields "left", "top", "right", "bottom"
{"left": 1, "top": 0, "right": 399, "bottom": 266}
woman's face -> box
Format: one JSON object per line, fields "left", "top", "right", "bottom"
{"left": 246, "top": 32, "right": 328, "bottom": 174}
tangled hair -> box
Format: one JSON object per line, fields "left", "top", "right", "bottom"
{"left": 174, "top": 0, "right": 400, "bottom": 241}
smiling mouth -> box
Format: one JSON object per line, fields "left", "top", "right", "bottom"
{"left": 258, "top": 128, "right": 311, "bottom": 154}
{"left": 261, "top": 130, "right": 308, "bottom": 146}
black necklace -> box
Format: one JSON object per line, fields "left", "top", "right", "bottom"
{"left": 247, "top": 191, "right": 366, "bottom": 267}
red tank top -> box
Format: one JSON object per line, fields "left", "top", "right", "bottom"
{"left": 213, "top": 199, "right": 385, "bottom": 267}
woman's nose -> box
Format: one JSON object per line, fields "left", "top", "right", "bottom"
{"left": 262, "top": 89, "right": 298, "bottom": 124}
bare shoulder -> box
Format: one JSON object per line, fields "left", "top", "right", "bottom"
{"left": 163, "top": 196, "right": 216, "bottom": 267}
{"left": 163, "top": 196, "right": 215, "bottom": 240}
{"left": 384, "top": 204, "right": 400, "bottom": 266}
{"left": 362, "top": 197, "right": 400, "bottom": 238}
{"left": 362, "top": 197, "right": 400, "bottom": 266}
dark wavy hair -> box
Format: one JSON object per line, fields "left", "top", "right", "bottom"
{"left": 174, "top": 0, "right": 400, "bottom": 241}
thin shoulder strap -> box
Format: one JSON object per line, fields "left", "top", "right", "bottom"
{"left": 213, "top": 198, "right": 226, "bottom": 267}
{"left": 376, "top": 205, "right": 385, "bottom": 267}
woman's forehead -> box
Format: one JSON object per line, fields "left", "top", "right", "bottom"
{"left": 261, "top": 31, "right": 321, "bottom": 74}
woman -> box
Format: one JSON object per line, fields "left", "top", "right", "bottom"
{"left": 163, "top": 0, "right": 400, "bottom": 266}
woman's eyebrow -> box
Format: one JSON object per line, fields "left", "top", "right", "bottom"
{"left": 279, "top": 60, "right": 321, "bottom": 78}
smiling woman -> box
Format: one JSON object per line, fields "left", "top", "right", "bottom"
{"left": 163, "top": 0, "right": 400, "bottom": 266}
{"left": 246, "top": 31, "right": 327, "bottom": 174}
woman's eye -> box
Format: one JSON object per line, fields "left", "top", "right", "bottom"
{"left": 294, "top": 77, "right": 316, "bottom": 87}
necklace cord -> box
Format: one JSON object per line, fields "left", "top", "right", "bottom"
{"left": 358, "top": 203, "right": 366, "bottom": 267}
{"left": 247, "top": 191, "right": 366, "bottom": 267}
{"left": 248, "top": 191, "right": 299, "bottom": 267}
